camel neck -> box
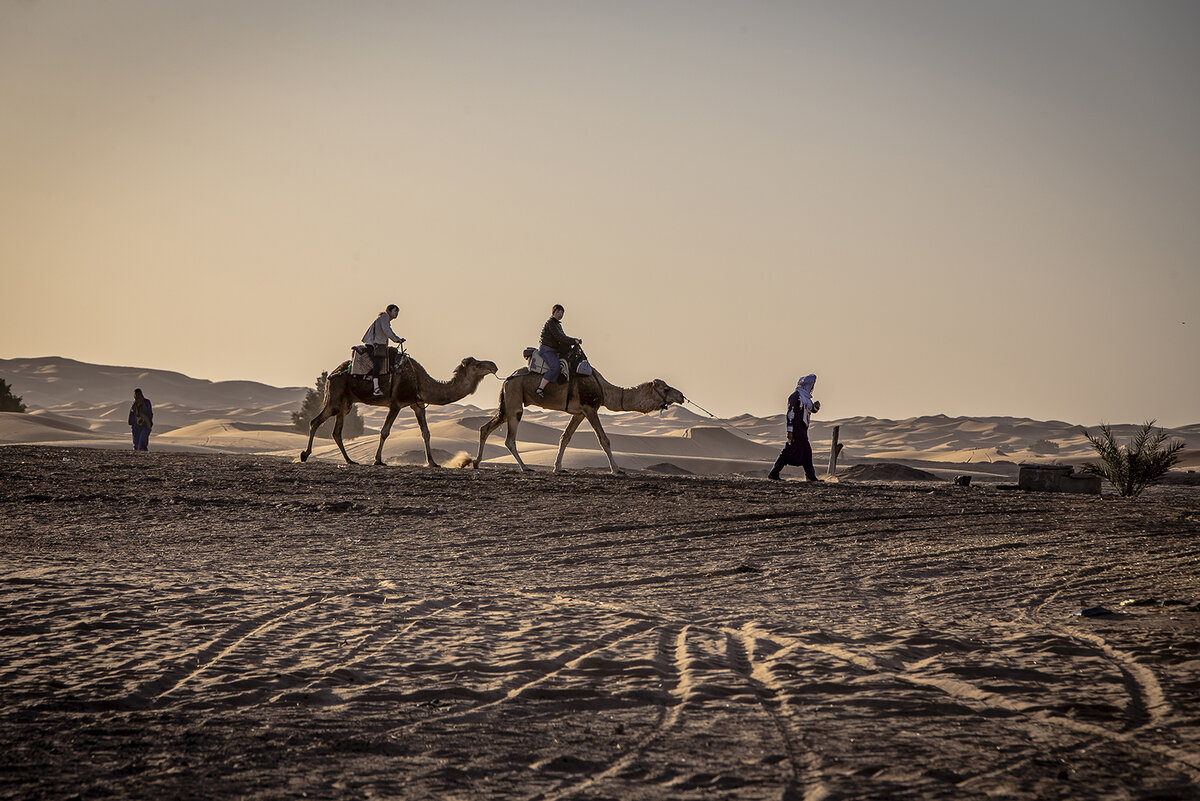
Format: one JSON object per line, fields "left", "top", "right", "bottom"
{"left": 601, "top": 376, "right": 659, "bottom": 414}
{"left": 404, "top": 360, "right": 481, "bottom": 406}
{"left": 421, "top": 373, "right": 474, "bottom": 405}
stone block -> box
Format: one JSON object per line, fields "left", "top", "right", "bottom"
{"left": 1018, "top": 463, "right": 1101, "bottom": 495}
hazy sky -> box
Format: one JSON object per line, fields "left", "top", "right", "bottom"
{"left": 2, "top": 1, "right": 1197, "bottom": 424}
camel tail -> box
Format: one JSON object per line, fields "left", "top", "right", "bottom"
{"left": 314, "top": 364, "right": 347, "bottom": 411}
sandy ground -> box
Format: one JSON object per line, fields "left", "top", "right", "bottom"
{"left": 5, "top": 357, "right": 1199, "bottom": 481}
{"left": 2, "top": 445, "right": 1199, "bottom": 800}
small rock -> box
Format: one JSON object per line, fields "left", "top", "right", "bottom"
{"left": 1079, "top": 606, "right": 1113, "bottom": 618}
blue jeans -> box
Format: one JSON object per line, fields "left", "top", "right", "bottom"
{"left": 538, "top": 346, "right": 562, "bottom": 382}
{"left": 132, "top": 426, "right": 151, "bottom": 451}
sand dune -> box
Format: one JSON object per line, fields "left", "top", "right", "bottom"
{"left": 838, "top": 462, "right": 943, "bottom": 482}
{"left": 3, "top": 357, "right": 1199, "bottom": 483}
{"left": 0, "top": 410, "right": 103, "bottom": 443}
{"left": 155, "top": 420, "right": 310, "bottom": 454}
{"left": 1, "top": 356, "right": 305, "bottom": 409}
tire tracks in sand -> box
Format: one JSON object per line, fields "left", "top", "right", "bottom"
{"left": 748, "top": 625, "right": 1200, "bottom": 784}
{"left": 57, "top": 593, "right": 330, "bottom": 711}
{"left": 531, "top": 624, "right": 697, "bottom": 801}
{"left": 379, "top": 617, "right": 656, "bottom": 733}
{"left": 726, "top": 623, "right": 830, "bottom": 801}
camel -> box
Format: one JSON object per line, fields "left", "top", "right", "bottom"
{"left": 299, "top": 354, "right": 498, "bottom": 466}
{"left": 474, "top": 365, "right": 685, "bottom": 474}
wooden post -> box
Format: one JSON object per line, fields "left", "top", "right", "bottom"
{"left": 827, "top": 425, "right": 843, "bottom": 477}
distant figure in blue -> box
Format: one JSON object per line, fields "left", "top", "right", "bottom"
{"left": 129, "top": 388, "right": 153, "bottom": 451}
{"left": 768, "top": 374, "right": 821, "bottom": 481}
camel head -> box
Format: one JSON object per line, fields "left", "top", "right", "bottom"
{"left": 650, "top": 379, "right": 685, "bottom": 410}
{"left": 458, "top": 357, "right": 499, "bottom": 381}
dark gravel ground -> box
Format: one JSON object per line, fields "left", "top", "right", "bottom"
{"left": 2, "top": 445, "right": 1198, "bottom": 800}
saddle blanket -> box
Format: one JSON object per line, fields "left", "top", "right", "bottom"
{"left": 350, "top": 345, "right": 403, "bottom": 377}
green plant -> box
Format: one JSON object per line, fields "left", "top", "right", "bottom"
{"left": 291, "top": 372, "right": 364, "bottom": 439}
{"left": 1082, "top": 420, "right": 1184, "bottom": 498}
{"left": 1029, "top": 438, "right": 1060, "bottom": 455}
{"left": 0, "top": 378, "right": 26, "bottom": 413}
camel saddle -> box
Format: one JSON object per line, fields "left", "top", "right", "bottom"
{"left": 523, "top": 347, "right": 550, "bottom": 375}
{"left": 520, "top": 345, "right": 590, "bottom": 384}
{"left": 521, "top": 346, "right": 570, "bottom": 385}
{"left": 350, "top": 345, "right": 405, "bottom": 378}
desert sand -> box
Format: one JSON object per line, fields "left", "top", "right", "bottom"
{"left": 3, "top": 356, "right": 1198, "bottom": 480}
{"left": 2, "top": 357, "right": 1199, "bottom": 798}
{"left": 2, "top": 446, "right": 1199, "bottom": 799}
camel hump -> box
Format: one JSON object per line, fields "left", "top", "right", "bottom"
{"left": 577, "top": 374, "right": 603, "bottom": 407}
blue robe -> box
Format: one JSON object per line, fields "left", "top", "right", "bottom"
{"left": 129, "top": 398, "right": 153, "bottom": 451}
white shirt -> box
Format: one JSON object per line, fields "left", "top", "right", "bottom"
{"left": 362, "top": 314, "right": 403, "bottom": 346}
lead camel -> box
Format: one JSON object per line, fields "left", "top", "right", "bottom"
{"left": 474, "top": 367, "right": 685, "bottom": 474}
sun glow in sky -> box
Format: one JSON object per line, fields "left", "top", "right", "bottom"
{"left": 2, "top": 1, "right": 1198, "bottom": 424}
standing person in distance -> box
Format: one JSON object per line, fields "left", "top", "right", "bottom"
{"left": 129, "top": 388, "right": 153, "bottom": 451}
{"left": 768, "top": 374, "right": 821, "bottom": 482}
{"left": 362, "top": 304, "right": 405, "bottom": 396}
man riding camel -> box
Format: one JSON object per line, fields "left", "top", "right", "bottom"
{"left": 362, "top": 304, "right": 405, "bottom": 396}
{"left": 535, "top": 303, "right": 582, "bottom": 399}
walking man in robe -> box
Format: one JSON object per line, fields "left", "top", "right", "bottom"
{"left": 768, "top": 374, "right": 821, "bottom": 481}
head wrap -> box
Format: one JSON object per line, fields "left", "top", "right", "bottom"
{"left": 795, "top": 374, "right": 817, "bottom": 412}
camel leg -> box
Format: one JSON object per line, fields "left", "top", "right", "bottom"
{"left": 553, "top": 414, "right": 586, "bottom": 473}
{"left": 302, "top": 403, "right": 353, "bottom": 464}
{"left": 375, "top": 404, "right": 403, "bottom": 465}
{"left": 583, "top": 408, "right": 622, "bottom": 475}
{"left": 503, "top": 404, "right": 531, "bottom": 472}
{"left": 475, "top": 411, "right": 506, "bottom": 469}
{"left": 331, "top": 411, "right": 357, "bottom": 464}
{"left": 300, "top": 408, "right": 330, "bottom": 462}
{"left": 413, "top": 403, "right": 438, "bottom": 467}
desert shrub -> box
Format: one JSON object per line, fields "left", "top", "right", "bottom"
{"left": 291, "top": 372, "right": 364, "bottom": 439}
{"left": 0, "top": 378, "right": 26, "bottom": 413}
{"left": 1082, "top": 420, "right": 1184, "bottom": 498}
{"left": 1030, "top": 439, "right": 1060, "bottom": 455}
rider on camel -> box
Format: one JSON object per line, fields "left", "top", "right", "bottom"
{"left": 362, "top": 304, "right": 405, "bottom": 396}
{"left": 535, "top": 304, "right": 581, "bottom": 399}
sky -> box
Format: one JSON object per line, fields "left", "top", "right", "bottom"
{"left": 2, "top": 0, "right": 1198, "bottom": 425}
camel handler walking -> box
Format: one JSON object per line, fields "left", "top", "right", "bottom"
{"left": 768, "top": 373, "right": 821, "bottom": 482}
{"left": 362, "top": 304, "right": 405, "bottom": 396}
{"left": 535, "top": 303, "right": 582, "bottom": 399}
